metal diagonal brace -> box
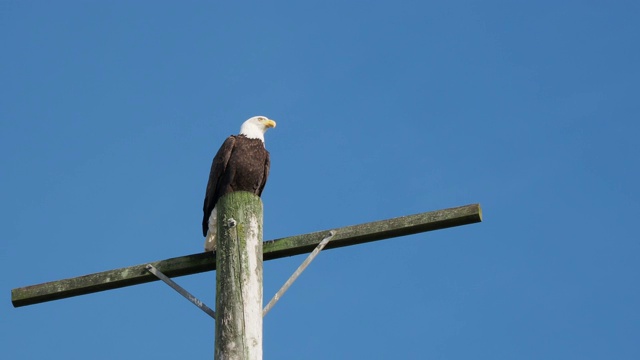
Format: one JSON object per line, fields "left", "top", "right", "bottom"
{"left": 263, "top": 230, "right": 336, "bottom": 317}
{"left": 145, "top": 264, "right": 216, "bottom": 319}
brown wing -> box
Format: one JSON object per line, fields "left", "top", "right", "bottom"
{"left": 202, "top": 136, "right": 236, "bottom": 236}
{"left": 257, "top": 150, "right": 270, "bottom": 196}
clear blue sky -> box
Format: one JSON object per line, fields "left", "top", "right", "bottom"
{"left": 2, "top": 1, "right": 639, "bottom": 359}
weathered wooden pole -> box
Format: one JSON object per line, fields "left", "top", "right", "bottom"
{"left": 215, "top": 191, "right": 263, "bottom": 360}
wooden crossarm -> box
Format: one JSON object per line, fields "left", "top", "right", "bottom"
{"left": 11, "top": 203, "right": 482, "bottom": 307}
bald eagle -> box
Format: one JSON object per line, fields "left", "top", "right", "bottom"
{"left": 202, "top": 116, "right": 276, "bottom": 251}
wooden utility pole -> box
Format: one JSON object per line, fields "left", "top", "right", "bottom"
{"left": 215, "top": 192, "right": 263, "bottom": 360}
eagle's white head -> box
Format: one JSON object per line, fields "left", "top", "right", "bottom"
{"left": 240, "top": 116, "right": 277, "bottom": 142}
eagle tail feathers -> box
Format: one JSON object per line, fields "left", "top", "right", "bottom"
{"left": 204, "top": 205, "right": 217, "bottom": 251}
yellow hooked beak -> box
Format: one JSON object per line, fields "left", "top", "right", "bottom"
{"left": 263, "top": 119, "right": 276, "bottom": 128}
